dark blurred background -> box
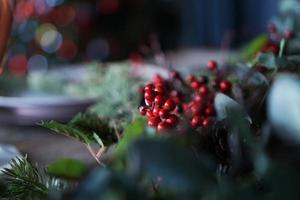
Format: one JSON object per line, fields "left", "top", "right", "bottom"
{"left": 7, "top": 0, "right": 279, "bottom": 75}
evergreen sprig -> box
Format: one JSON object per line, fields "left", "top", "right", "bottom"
{"left": 41, "top": 113, "right": 118, "bottom": 146}
{"left": 0, "top": 157, "right": 67, "bottom": 200}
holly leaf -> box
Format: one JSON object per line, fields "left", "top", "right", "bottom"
{"left": 41, "top": 113, "right": 117, "bottom": 145}
{"left": 47, "top": 159, "right": 88, "bottom": 180}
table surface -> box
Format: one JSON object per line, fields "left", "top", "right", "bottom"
{"left": 0, "top": 126, "right": 95, "bottom": 166}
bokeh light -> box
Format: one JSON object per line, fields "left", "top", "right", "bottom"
{"left": 40, "top": 29, "right": 63, "bottom": 53}
{"left": 8, "top": 55, "right": 28, "bottom": 76}
{"left": 18, "top": 20, "right": 38, "bottom": 42}
{"left": 58, "top": 40, "right": 78, "bottom": 60}
{"left": 27, "top": 54, "right": 48, "bottom": 73}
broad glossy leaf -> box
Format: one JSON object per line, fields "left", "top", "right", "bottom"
{"left": 235, "top": 64, "right": 268, "bottom": 86}
{"left": 268, "top": 75, "right": 300, "bottom": 143}
{"left": 47, "top": 159, "right": 88, "bottom": 179}
{"left": 214, "top": 93, "right": 251, "bottom": 123}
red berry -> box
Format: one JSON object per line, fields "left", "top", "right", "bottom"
{"left": 170, "top": 70, "right": 181, "bottom": 79}
{"left": 144, "top": 84, "right": 154, "bottom": 92}
{"left": 205, "top": 105, "right": 215, "bottom": 116}
{"left": 202, "top": 118, "right": 212, "bottom": 127}
{"left": 163, "top": 99, "right": 176, "bottom": 111}
{"left": 172, "top": 96, "right": 181, "bottom": 105}
{"left": 159, "top": 109, "right": 169, "bottom": 119}
{"left": 191, "top": 115, "right": 203, "bottom": 128}
{"left": 207, "top": 60, "right": 217, "bottom": 70}
{"left": 191, "top": 104, "right": 201, "bottom": 115}
{"left": 194, "top": 95, "right": 205, "bottom": 103}
{"left": 183, "top": 103, "right": 189, "bottom": 112}
{"left": 144, "top": 90, "right": 155, "bottom": 100}
{"left": 166, "top": 114, "right": 178, "bottom": 125}
{"left": 284, "top": 30, "right": 293, "bottom": 39}
{"left": 154, "top": 95, "right": 164, "bottom": 106}
{"left": 199, "top": 85, "right": 209, "bottom": 96}
{"left": 186, "top": 75, "right": 196, "bottom": 82}
{"left": 145, "top": 99, "right": 153, "bottom": 106}
{"left": 139, "top": 106, "right": 147, "bottom": 116}
{"left": 146, "top": 110, "right": 154, "bottom": 118}
{"left": 154, "top": 85, "right": 165, "bottom": 95}
{"left": 191, "top": 81, "right": 201, "bottom": 90}
{"left": 152, "top": 74, "right": 164, "bottom": 84}
{"left": 219, "top": 80, "right": 232, "bottom": 93}
{"left": 157, "top": 121, "right": 171, "bottom": 132}
{"left": 148, "top": 117, "right": 161, "bottom": 127}
{"left": 152, "top": 106, "right": 160, "bottom": 117}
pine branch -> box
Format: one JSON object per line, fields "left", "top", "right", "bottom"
{"left": 1, "top": 157, "right": 68, "bottom": 200}
{"left": 41, "top": 113, "right": 118, "bottom": 146}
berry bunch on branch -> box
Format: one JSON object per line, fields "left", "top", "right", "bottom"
{"left": 139, "top": 60, "right": 232, "bottom": 132}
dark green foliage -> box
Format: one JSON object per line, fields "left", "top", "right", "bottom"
{"left": 41, "top": 113, "right": 117, "bottom": 145}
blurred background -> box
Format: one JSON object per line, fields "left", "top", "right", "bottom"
{"left": 6, "top": 0, "right": 279, "bottom": 76}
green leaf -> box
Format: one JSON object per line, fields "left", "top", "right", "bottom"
{"left": 241, "top": 34, "right": 269, "bottom": 60}
{"left": 41, "top": 113, "right": 117, "bottom": 145}
{"left": 47, "top": 159, "right": 88, "bottom": 180}
{"left": 114, "top": 118, "right": 146, "bottom": 159}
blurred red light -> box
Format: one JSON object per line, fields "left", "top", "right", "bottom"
{"left": 14, "top": 2, "right": 35, "bottom": 23}
{"left": 52, "top": 5, "right": 76, "bottom": 26}
{"left": 8, "top": 55, "right": 28, "bottom": 76}
{"left": 58, "top": 40, "right": 78, "bottom": 60}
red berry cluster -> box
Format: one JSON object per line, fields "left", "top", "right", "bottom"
{"left": 183, "top": 61, "right": 231, "bottom": 129}
{"left": 139, "top": 74, "right": 180, "bottom": 132}
{"left": 139, "top": 60, "right": 232, "bottom": 133}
